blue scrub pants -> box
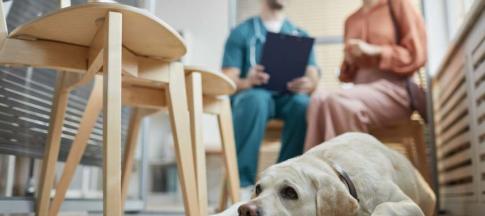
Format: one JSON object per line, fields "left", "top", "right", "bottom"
{"left": 231, "top": 88, "right": 309, "bottom": 187}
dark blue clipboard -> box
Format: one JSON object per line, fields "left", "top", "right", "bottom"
{"left": 259, "top": 32, "right": 315, "bottom": 92}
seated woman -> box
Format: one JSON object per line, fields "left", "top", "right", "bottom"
{"left": 305, "top": 0, "right": 427, "bottom": 150}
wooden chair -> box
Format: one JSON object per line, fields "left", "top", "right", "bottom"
{"left": 370, "top": 70, "right": 432, "bottom": 184}
{"left": 183, "top": 67, "right": 240, "bottom": 215}
{"left": 0, "top": 2, "right": 199, "bottom": 216}
{"left": 46, "top": 67, "right": 240, "bottom": 216}
{"left": 370, "top": 116, "right": 432, "bottom": 185}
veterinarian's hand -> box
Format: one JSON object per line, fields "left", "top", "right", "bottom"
{"left": 347, "top": 39, "right": 382, "bottom": 57}
{"left": 287, "top": 76, "right": 317, "bottom": 94}
{"left": 246, "top": 65, "right": 270, "bottom": 87}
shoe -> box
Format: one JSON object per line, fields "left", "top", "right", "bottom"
{"left": 240, "top": 185, "right": 254, "bottom": 202}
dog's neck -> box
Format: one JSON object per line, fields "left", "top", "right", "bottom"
{"left": 327, "top": 161, "right": 359, "bottom": 202}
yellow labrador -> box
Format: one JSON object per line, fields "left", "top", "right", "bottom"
{"left": 214, "top": 133, "right": 435, "bottom": 216}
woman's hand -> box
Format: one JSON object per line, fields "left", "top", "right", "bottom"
{"left": 347, "top": 39, "right": 382, "bottom": 57}
{"left": 287, "top": 76, "right": 317, "bottom": 94}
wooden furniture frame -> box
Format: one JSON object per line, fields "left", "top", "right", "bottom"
{"left": 432, "top": 0, "right": 485, "bottom": 215}
{"left": 370, "top": 118, "right": 432, "bottom": 184}
{"left": 0, "top": 2, "right": 199, "bottom": 216}
{"left": 183, "top": 67, "right": 240, "bottom": 215}
{"left": 45, "top": 67, "right": 241, "bottom": 216}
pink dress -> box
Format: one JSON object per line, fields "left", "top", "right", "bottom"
{"left": 304, "top": 0, "right": 427, "bottom": 151}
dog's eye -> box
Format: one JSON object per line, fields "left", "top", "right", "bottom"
{"left": 255, "top": 184, "right": 262, "bottom": 196}
{"left": 280, "top": 186, "right": 298, "bottom": 200}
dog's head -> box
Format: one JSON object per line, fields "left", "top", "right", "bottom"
{"left": 237, "top": 156, "right": 359, "bottom": 216}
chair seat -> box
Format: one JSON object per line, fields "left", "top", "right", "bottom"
{"left": 9, "top": 3, "right": 186, "bottom": 60}
{"left": 185, "top": 66, "right": 236, "bottom": 96}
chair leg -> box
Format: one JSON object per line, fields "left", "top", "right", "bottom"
{"left": 186, "top": 73, "right": 208, "bottom": 215}
{"left": 102, "top": 11, "right": 123, "bottom": 216}
{"left": 217, "top": 98, "right": 240, "bottom": 204}
{"left": 413, "top": 123, "right": 432, "bottom": 185}
{"left": 218, "top": 173, "right": 229, "bottom": 212}
{"left": 165, "top": 63, "right": 199, "bottom": 216}
{"left": 49, "top": 77, "right": 103, "bottom": 216}
{"left": 121, "top": 108, "right": 147, "bottom": 208}
{"left": 36, "top": 72, "right": 71, "bottom": 216}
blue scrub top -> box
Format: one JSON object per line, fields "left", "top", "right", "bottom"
{"left": 222, "top": 16, "right": 317, "bottom": 78}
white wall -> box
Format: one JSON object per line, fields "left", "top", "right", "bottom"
{"left": 151, "top": 0, "right": 230, "bottom": 71}
{"left": 423, "top": 0, "right": 450, "bottom": 75}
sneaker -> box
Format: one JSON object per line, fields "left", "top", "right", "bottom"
{"left": 240, "top": 185, "right": 254, "bottom": 202}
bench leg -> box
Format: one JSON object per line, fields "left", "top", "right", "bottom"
{"left": 48, "top": 77, "right": 103, "bottom": 216}
{"left": 166, "top": 63, "right": 199, "bottom": 216}
{"left": 36, "top": 72, "right": 71, "bottom": 216}
{"left": 217, "top": 98, "right": 240, "bottom": 204}
{"left": 103, "top": 11, "right": 123, "bottom": 216}
{"left": 186, "top": 73, "right": 208, "bottom": 215}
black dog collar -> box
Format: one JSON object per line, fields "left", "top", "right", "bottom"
{"left": 328, "top": 161, "right": 359, "bottom": 202}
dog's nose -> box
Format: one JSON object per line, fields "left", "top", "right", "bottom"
{"left": 238, "top": 203, "right": 260, "bottom": 216}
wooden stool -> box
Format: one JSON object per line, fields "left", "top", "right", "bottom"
{"left": 0, "top": 2, "right": 199, "bottom": 216}
{"left": 370, "top": 118, "right": 432, "bottom": 185}
{"left": 183, "top": 67, "right": 240, "bottom": 215}
{"left": 47, "top": 67, "right": 240, "bottom": 216}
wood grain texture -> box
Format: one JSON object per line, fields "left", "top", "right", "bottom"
{"left": 35, "top": 72, "right": 71, "bottom": 216}
{"left": 49, "top": 76, "right": 103, "bottom": 216}
{"left": 186, "top": 73, "right": 208, "bottom": 215}
{"left": 217, "top": 98, "right": 240, "bottom": 204}
{"left": 10, "top": 3, "right": 186, "bottom": 60}
{"left": 185, "top": 66, "right": 236, "bottom": 96}
{"left": 0, "top": 38, "right": 88, "bottom": 73}
{"left": 102, "top": 11, "right": 122, "bottom": 216}
{"left": 165, "top": 62, "right": 199, "bottom": 216}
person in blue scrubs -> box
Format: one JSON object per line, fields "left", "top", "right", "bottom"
{"left": 222, "top": 0, "right": 320, "bottom": 192}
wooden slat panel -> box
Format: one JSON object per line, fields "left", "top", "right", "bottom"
{"left": 439, "top": 166, "right": 473, "bottom": 184}
{"left": 476, "top": 102, "right": 485, "bottom": 123}
{"left": 439, "top": 115, "right": 470, "bottom": 144}
{"left": 437, "top": 99, "right": 468, "bottom": 134}
{"left": 476, "top": 123, "right": 485, "bottom": 140}
{"left": 440, "top": 183, "right": 474, "bottom": 196}
{"left": 473, "top": 59, "right": 485, "bottom": 87}
{"left": 438, "top": 131, "right": 471, "bottom": 158}
{"left": 471, "top": 37, "right": 485, "bottom": 68}
{"left": 438, "top": 148, "right": 472, "bottom": 172}
{"left": 437, "top": 83, "right": 468, "bottom": 121}
{"left": 437, "top": 67, "right": 465, "bottom": 108}
{"left": 475, "top": 81, "right": 485, "bottom": 100}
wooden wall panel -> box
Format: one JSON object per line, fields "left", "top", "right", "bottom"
{"left": 433, "top": 1, "right": 485, "bottom": 215}
{"left": 466, "top": 11, "right": 485, "bottom": 204}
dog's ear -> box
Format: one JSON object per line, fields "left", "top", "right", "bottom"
{"left": 315, "top": 181, "right": 359, "bottom": 216}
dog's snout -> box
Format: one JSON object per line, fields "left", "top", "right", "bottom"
{"left": 238, "top": 203, "right": 260, "bottom": 216}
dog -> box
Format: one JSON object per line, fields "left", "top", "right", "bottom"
{"left": 213, "top": 132, "right": 436, "bottom": 216}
